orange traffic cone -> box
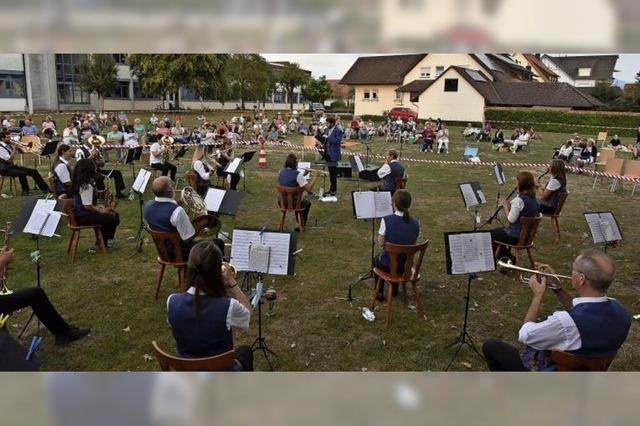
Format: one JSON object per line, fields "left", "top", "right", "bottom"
{"left": 257, "top": 139, "right": 267, "bottom": 169}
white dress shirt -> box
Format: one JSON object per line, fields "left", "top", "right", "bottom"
{"left": 150, "top": 142, "right": 164, "bottom": 165}
{"left": 193, "top": 160, "right": 211, "bottom": 180}
{"left": 377, "top": 159, "right": 399, "bottom": 179}
{"left": 0, "top": 142, "right": 12, "bottom": 161}
{"left": 54, "top": 158, "right": 71, "bottom": 183}
{"left": 154, "top": 197, "right": 195, "bottom": 241}
{"left": 518, "top": 296, "right": 610, "bottom": 351}
{"left": 79, "top": 184, "right": 94, "bottom": 207}
{"left": 167, "top": 287, "right": 251, "bottom": 331}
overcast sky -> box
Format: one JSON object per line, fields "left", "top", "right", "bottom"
{"left": 263, "top": 54, "right": 640, "bottom": 83}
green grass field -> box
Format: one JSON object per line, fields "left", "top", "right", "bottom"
{"left": 2, "top": 111, "right": 639, "bottom": 371}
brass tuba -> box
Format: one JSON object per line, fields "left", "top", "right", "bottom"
{"left": 180, "top": 186, "right": 208, "bottom": 220}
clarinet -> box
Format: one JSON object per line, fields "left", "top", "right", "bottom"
{"left": 484, "top": 185, "right": 518, "bottom": 226}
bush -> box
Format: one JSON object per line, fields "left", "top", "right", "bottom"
{"left": 330, "top": 100, "right": 346, "bottom": 110}
{"left": 485, "top": 108, "right": 640, "bottom": 137}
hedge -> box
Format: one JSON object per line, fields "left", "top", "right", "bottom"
{"left": 485, "top": 108, "right": 640, "bottom": 137}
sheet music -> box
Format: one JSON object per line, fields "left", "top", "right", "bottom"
{"left": 476, "top": 187, "right": 487, "bottom": 204}
{"left": 39, "top": 211, "right": 62, "bottom": 237}
{"left": 459, "top": 183, "right": 478, "bottom": 208}
{"left": 249, "top": 245, "right": 271, "bottom": 274}
{"left": 204, "top": 188, "right": 225, "bottom": 212}
{"left": 585, "top": 212, "right": 622, "bottom": 243}
{"left": 23, "top": 200, "right": 57, "bottom": 235}
{"left": 448, "top": 232, "right": 494, "bottom": 274}
{"left": 297, "top": 162, "right": 311, "bottom": 173}
{"left": 352, "top": 191, "right": 393, "bottom": 219}
{"left": 230, "top": 229, "right": 291, "bottom": 275}
{"left": 132, "top": 169, "right": 151, "bottom": 194}
{"left": 225, "top": 158, "right": 242, "bottom": 174}
{"left": 494, "top": 164, "right": 505, "bottom": 185}
{"left": 353, "top": 155, "right": 364, "bottom": 172}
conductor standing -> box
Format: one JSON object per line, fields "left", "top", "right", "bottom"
{"left": 322, "top": 116, "right": 343, "bottom": 196}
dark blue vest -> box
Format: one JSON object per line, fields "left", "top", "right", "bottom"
{"left": 52, "top": 159, "right": 70, "bottom": 195}
{"left": 143, "top": 200, "right": 180, "bottom": 232}
{"left": 379, "top": 214, "right": 420, "bottom": 271}
{"left": 194, "top": 162, "right": 211, "bottom": 197}
{"left": 507, "top": 195, "right": 539, "bottom": 238}
{"left": 540, "top": 180, "right": 567, "bottom": 210}
{"left": 80, "top": 146, "right": 91, "bottom": 159}
{"left": 278, "top": 168, "right": 299, "bottom": 187}
{"left": 381, "top": 161, "right": 405, "bottom": 192}
{"left": 568, "top": 299, "right": 630, "bottom": 357}
{"left": 167, "top": 292, "right": 234, "bottom": 358}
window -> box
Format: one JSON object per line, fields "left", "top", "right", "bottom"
{"left": 363, "top": 89, "right": 370, "bottom": 100}
{"left": 435, "top": 66, "right": 445, "bottom": 77}
{"left": 274, "top": 89, "right": 286, "bottom": 103}
{"left": 372, "top": 89, "right": 379, "bottom": 100}
{"left": 133, "top": 83, "right": 159, "bottom": 99}
{"left": 420, "top": 66, "right": 431, "bottom": 79}
{"left": 55, "top": 54, "right": 90, "bottom": 104}
{"left": 444, "top": 78, "right": 459, "bottom": 92}
{"left": 112, "top": 54, "right": 127, "bottom": 65}
{"left": 107, "top": 81, "right": 130, "bottom": 99}
{"left": 395, "top": 91, "right": 403, "bottom": 100}
{"left": 0, "top": 73, "right": 26, "bottom": 98}
{"left": 578, "top": 67, "right": 592, "bottom": 77}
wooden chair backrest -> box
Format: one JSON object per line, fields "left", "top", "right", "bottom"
{"left": 47, "top": 175, "right": 57, "bottom": 197}
{"left": 516, "top": 215, "right": 542, "bottom": 247}
{"left": 276, "top": 185, "right": 305, "bottom": 212}
{"left": 596, "top": 131, "right": 607, "bottom": 143}
{"left": 152, "top": 341, "right": 236, "bottom": 371}
{"left": 385, "top": 240, "right": 430, "bottom": 282}
{"left": 395, "top": 176, "right": 407, "bottom": 190}
{"left": 552, "top": 192, "right": 568, "bottom": 216}
{"left": 148, "top": 228, "right": 185, "bottom": 264}
{"left": 551, "top": 350, "right": 616, "bottom": 371}
{"left": 622, "top": 159, "right": 640, "bottom": 178}
{"left": 62, "top": 197, "right": 80, "bottom": 227}
{"left": 186, "top": 170, "right": 197, "bottom": 188}
{"left": 604, "top": 158, "right": 624, "bottom": 175}
{"left": 598, "top": 149, "right": 615, "bottom": 164}
{"left": 142, "top": 151, "right": 151, "bottom": 166}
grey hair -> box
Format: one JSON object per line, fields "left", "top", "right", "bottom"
{"left": 574, "top": 249, "right": 615, "bottom": 292}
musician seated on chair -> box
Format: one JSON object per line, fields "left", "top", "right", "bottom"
{"left": 0, "top": 248, "right": 91, "bottom": 345}
{"left": 538, "top": 160, "right": 567, "bottom": 215}
{"left": 489, "top": 171, "right": 540, "bottom": 260}
{"left": 278, "top": 154, "right": 320, "bottom": 229}
{"left": 167, "top": 240, "right": 253, "bottom": 371}
{"left": 149, "top": 135, "right": 177, "bottom": 181}
{"left": 72, "top": 159, "right": 120, "bottom": 249}
{"left": 374, "top": 189, "right": 420, "bottom": 302}
{"left": 0, "top": 130, "right": 51, "bottom": 196}
{"left": 482, "top": 249, "right": 631, "bottom": 371}
{"left": 51, "top": 145, "right": 74, "bottom": 197}
{"left": 215, "top": 139, "right": 240, "bottom": 191}
{"left": 144, "top": 176, "right": 224, "bottom": 258}
{"left": 192, "top": 146, "right": 217, "bottom": 197}
{"left": 374, "top": 149, "right": 405, "bottom": 194}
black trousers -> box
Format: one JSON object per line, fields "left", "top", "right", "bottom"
{"left": 216, "top": 169, "right": 240, "bottom": 190}
{"left": 539, "top": 204, "right": 556, "bottom": 215}
{"left": 490, "top": 227, "right": 518, "bottom": 259}
{"left": 235, "top": 345, "right": 254, "bottom": 371}
{"left": 0, "top": 287, "right": 71, "bottom": 336}
{"left": 151, "top": 162, "right": 177, "bottom": 181}
{"left": 328, "top": 164, "right": 338, "bottom": 193}
{"left": 482, "top": 338, "right": 527, "bottom": 371}
{"left": 97, "top": 169, "right": 126, "bottom": 195}
{"left": 75, "top": 212, "right": 120, "bottom": 241}
{"left": 1, "top": 165, "right": 49, "bottom": 192}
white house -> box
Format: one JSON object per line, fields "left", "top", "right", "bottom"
{"left": 541, "top": 55, "right": 619, "bottom": 88}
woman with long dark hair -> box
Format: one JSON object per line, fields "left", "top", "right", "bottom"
{"left": 71, "top": 159, "right": 120, "bottom": 248}
{"left": 167, "top": 240, "right": 253, "bottom": 370}
{"left": 538, "top": 159, "right": 567, "bottom": 215}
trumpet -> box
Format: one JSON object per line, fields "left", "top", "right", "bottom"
{"left": 0, "top": 221, "right": 13, "bottom": 296}
{"left": 497, "top": 257, "right": 570, "bottom": 288}
{"left": 11, "top": 137, "right": 42, "bottom": 154}
{"left": 300, "top": 167, "right": 329, "bottom": 176}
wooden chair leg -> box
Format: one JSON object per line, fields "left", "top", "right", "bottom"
{"left": 178, "top": 266, "right": 185, "bottom": 291}
{"left": 371, "top": 276, "right": 381, "bottom": 310}
{"left": 94, "top": 228, "right": 107, "bottom": 253}
{"left": 401, "top": 282, "right": 407, "bottom": 307}
{"left": 67, "top": 231, "right": 75, "bottom": 253}
{"left": 70, "top": 232, "right": 80, "bottom": 263}
{"left": 297, "top": 212, "right": 304, "bottom": 233}
{"left": 526, "top": 248, "right": 536, "bottom": 270}
{"left": 385, "top": 280, "right": 393, "bottom": 327}
{"left": 412, "top": 281, "right": 424, "bottom": 319}
{"left": 553, "top": 217, "right": 561, "bottom": 243}
{"left": 278, "top": 211, "right": 286, "bottom": 231}
{"left": 155, "top": 264, "right": 166, "bottom": 300}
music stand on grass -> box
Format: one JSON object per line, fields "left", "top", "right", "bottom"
{"left": 239, "top": 151, "right": 257, "bottom": 193}
{"left": 124, "top": 146, "right": 144, "bottom": 181}
{"left": 584, "top": 211, "right": 622, "bottom": 252}
{"left": 39, "top": 139, "right": 59, "bottom": 170}
{"left": 131, "top": 168, "right": 152, "bottom": 253}
{"left": 230, "top": 228, "right": 297, "bottom": 370}
{"left": 444, "top": 231, "right": 495, "bottom": 370}
{"left": 458, "top": 181, "right": 487, "bottom": 231}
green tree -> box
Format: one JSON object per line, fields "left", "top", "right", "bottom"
{"left": 302, "top": 75, "right": 333, "bottom": 104}
{"left": 589, "top": 81, "right": 622, "bottom": 104}
{"left": 226, "top": 54, "right": 272, "bottom": 110}
{"left": 277, "top": 62, "right": 309, "bottom": 111}
{"left": 77, "top": 54, "right": 118, "bottom": 112}
{"left": 128, "top": 54, "right": 226, "bottom": 110}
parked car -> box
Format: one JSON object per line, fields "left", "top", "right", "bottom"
{"left": 388, "top": 107, "right": 418, "bottom": 120}
{"left": 309, "top": 102, "right": 325, "bottom": 112}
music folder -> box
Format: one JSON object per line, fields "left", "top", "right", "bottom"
{"left": 351, "top": 191, "right": 393, "bottom": 219}
{"left": 223, "top": 157, "right": 243, "bottom": 174}
{"left": 494, "top": 163, "right": 506, "bottom": 186}
{"left": 350, "top": 155, "right": 380, "bottom": 181}
{"left": 132, "top": 168, "right": 152, "bottom": 194}
{"left": 230, "top": 228, "right": 296, "bottom": 276}
{"left": 12, "top": 197, "right": 64, "bottom": 238}
{"left": 444, "top": 231, "right": 495, "bottom": 275}
{"left": 204, "top": 188, "right": 244, "bottom": 216}
{"left": 459, "top": 181, "right": 487, "bottom": 209}
{"left": 584, "top": 211, "right": 622, "bottom": 244}
{"left": 240, "top": 151, "right": 257, "bottom": 163}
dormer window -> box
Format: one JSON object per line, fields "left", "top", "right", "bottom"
{"left": 578, "top": 67, "right": 592, "bottom": 77}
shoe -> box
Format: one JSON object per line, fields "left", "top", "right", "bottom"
{"left": 106, "top": 239, "right": 114, "bottom": 249}
{"left": 55, "top": 326, "right": 91, "bottom": 345}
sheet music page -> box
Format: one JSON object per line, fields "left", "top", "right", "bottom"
{"left": 353, "top": 155, "right": 364, "bottom": 172}
{"left": 494, "top": 164, "right": 505, "bottom": 185}
{"left": 261, "top": 232, "right": 291, "bottom": 275}
{"left": 297, "top": 162, "right": 311, "bottom": 173}
{"left": 448, "top": 232, "right": 494, "bottom": 274}
{"left": 599, "top": 212, "right": 622, "bottom": 241}
{"left": 23, "top": 200, "right": 56, "bottom": 235}
{"left": 585, "top": 213, "right": 606, "bottom": 243}
{"left": 352, "top": 191, "right": 374, "bottom": 219}
{"left": 249, "top": 244, "right": 271, "bottom": 274}
{"left": 133, "top": 169, "right": 151, "bottom": 193}
{"left": 459, "top": 183, "right": 478, "bottom": 208}
{"left": 230, "top": 230, "right": 291, "bottom": 275}
{"left": 226, "top": 158, "right": 242, "bottom": 174}
{"left": 204, "top": 188, "right": 225, "bottom": 212}
{"left": 476, "top": 188, "right": 487, "bottom": 204}
{"left": 373, "top": 191, "right": 393, "bottom": 217}
{"left": 39, "top": 211, "right": 62, "bottom": 237}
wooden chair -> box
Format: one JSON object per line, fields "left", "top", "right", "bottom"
{"left": 395, "top": 176, "right": 407, "bottom": 191}
{"left": 0, "top": 175, "right": 18, "bottom": 197}
{"left": 185, "top": 170, "right": 197, "bottom": 189}
{"left": 62, "top": 198, "right": 107, "bottom": 263}
{"left": 147, "top": 228, "right": 187, "bottom": 300}
{"left": 593, "top": 148, "right": 615, "bottom": 171}
{"left": 141, "top": 152, "right": 161, "bottom": 179}
{"left": 151, "top": 341, "right": 236, "bottom": 371}
{"left": 541, "top": 192, "right": 568, "bottom": 243}
{"left": 551, "top": 350, "right": 616, "bottom": 371}
{"left": 596, "top": 131, "right": 608, "bottom": 148}
{"left": 603, "top": 158, "right": 624, "bottom": 192}
{"left": 494, "top": 215, "right": 542, "bottom": 279}
{"left": 276, "top": 185, "right": 306, "bottom": 233}
{"left": 371, "top": 240, "right": 429, "bottom": 326}
{"left": 622, "top": 159, "right": 640, "bottom": 196}
{"left": 47, "top": 175, "right": 58, "bottom": 198}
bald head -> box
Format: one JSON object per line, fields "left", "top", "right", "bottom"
{"left": 574, "top": 249, "right": 615, "bottom": 293}
{"left": 152, "top": 176, "right": 174, "bottom": 198}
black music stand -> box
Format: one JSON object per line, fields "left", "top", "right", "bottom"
{"left": 125, "top": 146, "right": 144, "bottom": 181}
{"left": 458, "top": 181, "right": 487, "bottom": 231}
{"left": 173, "top": 145, "right": 188, "bottom": 161}
{"left": 347, "top": 190, "right": 393, "bottom": 302}
{"left": 584, "top": 211, "right": 623, "bottom": 253}
{"left": 39, "top": 140, "right": 59, "bottom": 170}
{"left": 443, "top": 231, "right": 495, "bottom": 370}
{"left": 131, "top": 169, "right": 152, "bottom": 253}
{"left": 239, "top": 151, "right": 257, "bottom": 193}
{"left": 203, "top": 188, "right": 244, "bottom": 217}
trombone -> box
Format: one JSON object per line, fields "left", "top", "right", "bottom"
{"left": 497, "top": 257, "right": 570, "bottom": 288}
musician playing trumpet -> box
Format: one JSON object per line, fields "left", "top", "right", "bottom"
{"left": 215, "top": 139, "right": 240, "bottom": 191}
{"left": 482, "top": 250, "right": 631, "bottom": 371}
{"left": 0, "top": 130, "right": 50, "bottom": 196}
{"left": 278, "top": 154, "right": 321, "bottom": 229}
